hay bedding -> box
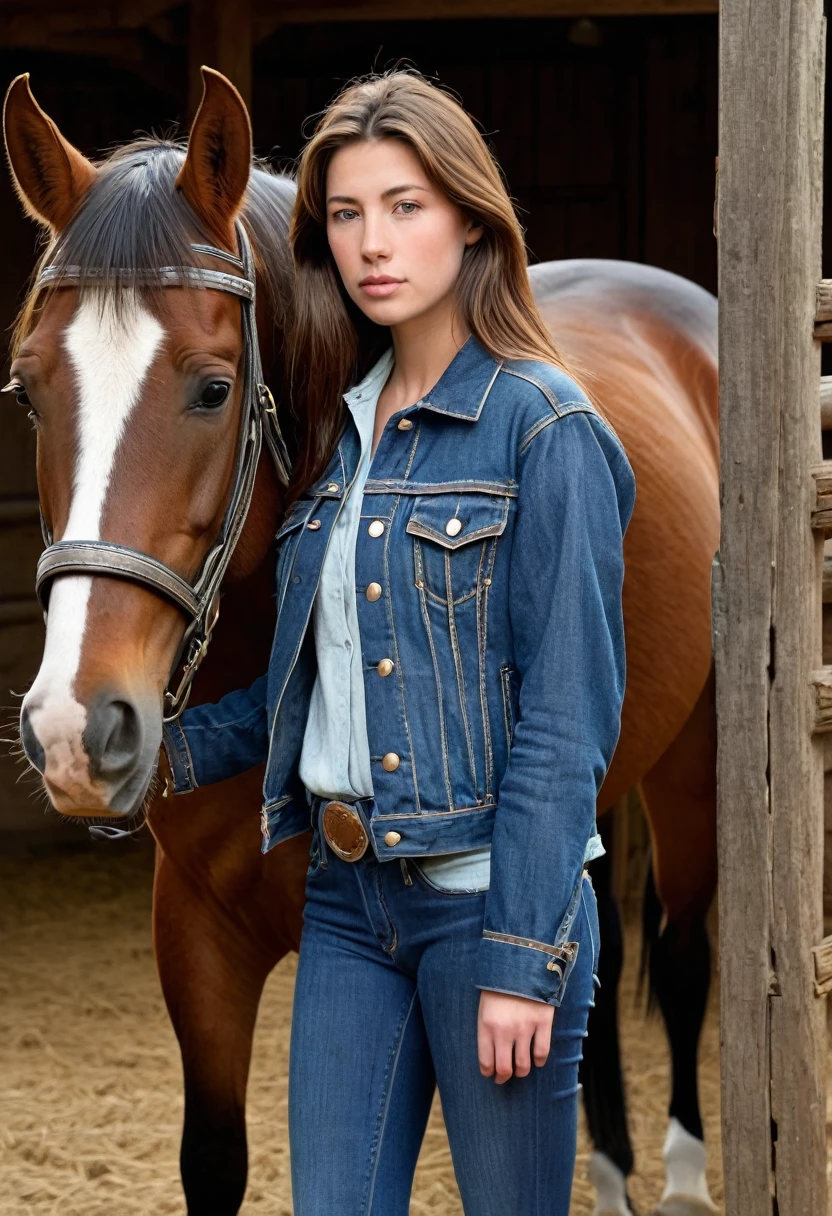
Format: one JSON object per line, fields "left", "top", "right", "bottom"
{"left": 0, "top": 844, "right": 724, "bottom": 1215}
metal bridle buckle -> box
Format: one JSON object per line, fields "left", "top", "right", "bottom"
{"left": 321, "top": 801, "right": 369, "bottom": 862}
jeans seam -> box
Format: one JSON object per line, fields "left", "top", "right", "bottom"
{"left": 363, "top": 990, "right": 420, "bottom": 1215}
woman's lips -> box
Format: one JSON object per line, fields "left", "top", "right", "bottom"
{"left": 361, "top": 280, "right": 403, "bottom": 297}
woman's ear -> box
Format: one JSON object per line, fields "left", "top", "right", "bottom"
{"left": 465, "top": 219, "right": 485, "bottom": 246}
{"left": 175, "top": 66, "right": 252, "bottom": 250}
{"left": 3, "top": 73, "right": 97, "bottom": 233}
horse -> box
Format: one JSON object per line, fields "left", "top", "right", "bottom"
{"left": 4, "top": 69, "right": 719, "bottom": 1216}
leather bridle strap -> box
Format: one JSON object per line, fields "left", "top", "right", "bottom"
{"left": 33, "top": 222, "right": 291, "bottom": 724}
{"left": 36, "top": 541, "right": 202, "bottom": 616}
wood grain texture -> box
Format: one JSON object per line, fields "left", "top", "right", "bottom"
{"left": 716, "top": 1, "right": 827, "bottom": 1212}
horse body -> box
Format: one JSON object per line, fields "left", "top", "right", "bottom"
{"left": 5, "top": 72, "right": 718, "bottom": 1216}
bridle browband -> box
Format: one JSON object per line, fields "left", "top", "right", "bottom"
{"left": 34, "top": 221, "right": 291, "bottom": 730}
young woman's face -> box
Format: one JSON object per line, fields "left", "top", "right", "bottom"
{"left": 325, "top": 137, "right": 482, "bottom": 328}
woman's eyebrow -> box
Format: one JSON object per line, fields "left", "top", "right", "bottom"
{"left": 326, "top": 183, "right": 430, "bottom": 204}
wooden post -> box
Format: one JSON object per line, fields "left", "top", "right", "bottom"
{"left": 188, "top": 0, "right": 252, "bottom": 117}
{"left": 714, "top": 1, "right": 827, "bottom": 1213}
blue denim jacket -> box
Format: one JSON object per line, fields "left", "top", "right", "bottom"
{"left": 163, "top": 333, "right": 636, "bottom": 1005}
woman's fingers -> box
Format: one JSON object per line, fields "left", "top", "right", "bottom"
{"left": 477, "top": 990, "right": 556, "bottom": 1082}
{"left": 532, "top": 1013, "right": 553, "bottom": 1068}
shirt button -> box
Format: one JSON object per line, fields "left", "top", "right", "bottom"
{"left": 307, "top": 519, "right": 322, "bottom": 530}
{"left": 384, "top": 831, "right": 402, "bottom": 847}
{"left": 377, "top": 658, "right": 394, "bottom": 677}
{"left": 445, "top": 518, "right": 463, "bottom": 537}
{"left": 397, "top": 418, "right": 413, "bottom": 431}
{"left": 382, "top": 752, "right": 400, "bottom": 772}
{"left": 326, "top": 482, "right": 340, "bottom": 493}
{"left": 366, "top": 582, "right": 382, "bottom": 602}
{"left": 368, "top": 520, "right": 385, "bottom": 538}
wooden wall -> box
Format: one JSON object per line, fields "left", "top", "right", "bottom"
{"left": 0, "top": 14, "right": 719, "bottom": 834}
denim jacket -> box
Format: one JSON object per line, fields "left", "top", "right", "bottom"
{"left": 163, "top": 333, "right": 636, "bottom": 1006}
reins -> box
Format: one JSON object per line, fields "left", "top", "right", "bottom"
{"left": 30, "top": 221, "right": 291, "bottom": 839}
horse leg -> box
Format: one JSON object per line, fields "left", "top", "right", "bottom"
{"left": 639, "top": 664, "right": 718, "bottom": 1216}
{"left": 153, "top": 852, "right": 277, "bottom": 1216}
{"left": 581, "top": 830, "right": 637, "bottom": 1216}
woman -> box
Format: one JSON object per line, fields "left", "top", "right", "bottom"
{"left": 162, "top": 69, "right": 636, "bottom": 1214}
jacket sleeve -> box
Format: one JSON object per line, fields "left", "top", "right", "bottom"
{"left": 161, "top": 674, "right": 269, "bottom": 792}
{"left": 474, "top": 408, "right": 636, "bottom": 1006}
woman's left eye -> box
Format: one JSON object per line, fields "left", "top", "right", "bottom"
{"left": 395, "top": 201, "right": 420, "bottom": 215}
{"left": 193, "top": 381, "right": 230, "bottom": 410}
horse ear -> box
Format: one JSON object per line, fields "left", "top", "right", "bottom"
{"left": 176, "top": 67, "right": 252, "bottom": 249}
{"left": 3, "top": 74, "right": 97, "bottom": 232}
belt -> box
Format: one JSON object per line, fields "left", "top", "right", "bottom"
{"left": 317, "top": 799, "right": 370, "bottom": 862}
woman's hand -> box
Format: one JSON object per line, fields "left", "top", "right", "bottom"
{"left": 477, "top": 989, "right": 555, "bottom": 1083}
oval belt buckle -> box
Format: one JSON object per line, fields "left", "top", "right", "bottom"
{"left": 321, "top": 800, "right": 369, "bottom": 862}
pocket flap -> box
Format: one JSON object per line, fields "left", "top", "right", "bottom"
{"left": 405, "top": 492, "right": 510, "bottom": 550}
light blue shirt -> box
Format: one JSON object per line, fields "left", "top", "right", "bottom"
{"left": 299, "top": 347, "right": 492, "bottom": 891}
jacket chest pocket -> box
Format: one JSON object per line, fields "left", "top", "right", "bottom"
{"left": 405, "top": 491, "right": 511, "bottom": 605}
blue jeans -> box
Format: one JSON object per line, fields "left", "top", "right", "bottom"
{"left": 288, "top": 815, "right": 600, "bottom": 1215}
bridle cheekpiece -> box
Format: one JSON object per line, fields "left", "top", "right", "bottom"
{"left": 33, "top": 221, "right": 291, "bottom": 725}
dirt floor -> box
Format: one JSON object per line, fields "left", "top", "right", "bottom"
{"left": 0, "top": 841, "right": 724, "bottom": 1215}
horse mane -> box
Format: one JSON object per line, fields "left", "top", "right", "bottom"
{"left": 12, "top": 138, "right": 297, "bottom": 355}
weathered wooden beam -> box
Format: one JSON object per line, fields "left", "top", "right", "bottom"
{"left": 251, "top": 0, "right": 716, "bottom": 29}
{"left": 715, "top": 1, "right": 826, "bottom": 1214}
{"left": 189, "top": 0, "right": 252, "bottom": 115}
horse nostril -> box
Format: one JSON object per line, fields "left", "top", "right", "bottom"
{"left": 20, "top": 707, "right": 46, "bottom": 774}
{"left": 84, "top": 697, "right": 143, "bottom": 780}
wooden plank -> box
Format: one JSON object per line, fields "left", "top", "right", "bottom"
{"left": 251, "top": 0, "right": 718, "bottom": 20}
{"left": 820, "top": 376, "right": 832, "bottom": 428}
{"left": 810, "top": 666, "right": 832, "bottom": 733}
{"left": 716, "top": 1, "right": 826, "bottom": 1213}
{"left": 189, "top": 0, "right": 252, "bottom": 114}
{"left": 810, "top": 461, "right": 832, "bottom": 531}
{"left": 811, "top": 934, "right": 832, "bottom": 995}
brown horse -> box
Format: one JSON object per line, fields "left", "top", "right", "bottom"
{"left": 4, "top": 70, "right": 718, "bottom": 1216}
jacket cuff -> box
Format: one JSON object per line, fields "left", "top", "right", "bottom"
{"left": 161, "top": 721, "right": 198, "bottom": 794}
{"left": 474, "top": 930, "right": 580, "bottom": 1007}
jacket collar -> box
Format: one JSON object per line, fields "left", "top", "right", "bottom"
{"left": 417, "top": 333, "right": 502, "bottom": 422}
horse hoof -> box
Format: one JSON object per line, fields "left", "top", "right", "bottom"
{"left": 653, "top": 1196, "right": 720, "bottom": 1216}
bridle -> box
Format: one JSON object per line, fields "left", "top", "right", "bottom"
{"left": 33, "top": 221, "right": 291, "bottom": 727}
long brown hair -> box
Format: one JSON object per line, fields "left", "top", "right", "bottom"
{"left": 287, "top": 67, "right": 586, "bottom": 500}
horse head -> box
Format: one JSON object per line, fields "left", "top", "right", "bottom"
{"left": 4, "top": 68, "right": 294, "bottom": 821}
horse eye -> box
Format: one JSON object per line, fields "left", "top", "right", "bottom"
{"left": 2, "top": 380, "right": 31, "bottom": 407}
{"left": 195, "top": 381, "right": 230, "bottom": 409}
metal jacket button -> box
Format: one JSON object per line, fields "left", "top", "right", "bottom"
{"left": 445, "top": 518, "right": 462, "bottom": 537}
{"left": 366, "top": 582, "right": 382, "bottom": 601}
{"left": 307, "top": 519, "right": 322, "bottom": 530}
{"left": 397, "top": 418, "right": 413, "bottom": 431}
{"left": 382, "top": 752, "right": 400, "bottom": 771}
{"left": 368, "top": 520, "right": 385, "bottom": 537}
{"left": 384, "top": 831, "right": 402, "bottom": 846}
{"left": 377, "top": 658, "right": 394, "bottom": 677}
{"left": 326, "top": 482, "right": 340, "bottom": 493}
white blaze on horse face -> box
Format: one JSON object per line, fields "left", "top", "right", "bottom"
{"left": 23, "top": 295, "right": 164, "bottom": 804}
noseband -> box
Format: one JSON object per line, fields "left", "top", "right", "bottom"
{"left": 33, "top": 222, "right": 291, "bottom": 725}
